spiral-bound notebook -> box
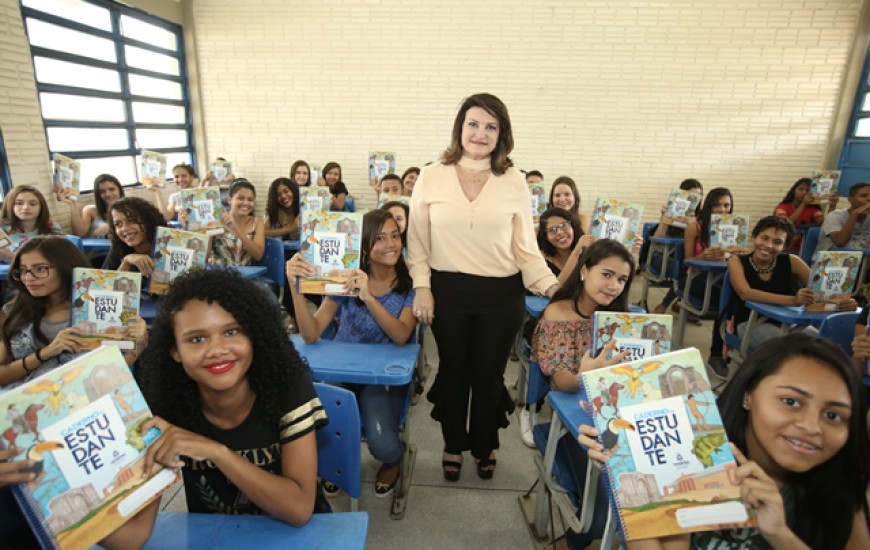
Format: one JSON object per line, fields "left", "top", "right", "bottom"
{"left": 590, "top": 312, "right": 673, "bottom": 361}
{"left": 580, "top": 347, "right": 753, "bottom": 541}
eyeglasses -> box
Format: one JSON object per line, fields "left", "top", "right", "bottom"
{"left": 10, "top": 266, "right": 54, "bottom": 281}
{"left": 546, "top": 221, "right": 572, "bottom": 235}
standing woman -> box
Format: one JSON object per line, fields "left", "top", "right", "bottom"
{"left": 408, "top": 93, "right": 559, "bottom": 480}
{"left": 290, "top": 160, "right": 312, "bottom": 187}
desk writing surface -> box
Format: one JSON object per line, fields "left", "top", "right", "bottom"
{"left": 649, "top": 236, "right": 684, "bottom": 245}
{"left": 547, "top": 390, "right": 593, "bottom": 439}
{"left": 684, "top": 259, "right": 727, "bottom": 272}
{"left": 142, "top": 512, "right": 369, "bottom": 550}
{"left": 230, "top": 265, "right": 267, "bottom": 279}
{"left": 82, "top": 238, "right": 111, "bottom": 252}
{"left": 284, "top": 240, "right": 300, "bottom": 252}
{"left": 745, "top": 300, "right": 846, "bottom": 327}
{"left": 290, "top": 335, "right": 417, "bottom": 385}
{"left": 525, "top": 295, "right": 549, "bottom": 318}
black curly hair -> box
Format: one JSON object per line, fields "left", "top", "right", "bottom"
{"left": 107, "top": 197, "right": 167, "bottom": 255}
{"left": 265, "top": 177, "right": 300, "bottom": 224}
{"left": 136, "top": 268, "right": 312, "bottom": 427}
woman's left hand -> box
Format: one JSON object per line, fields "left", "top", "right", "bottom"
{"left": 345, "top": 268, "right": 370, "bottom": 302}
{"left": 573, "top": 235, "right": 596, "bottom": 256}
{"left": 221, "top": 213, "right": 242, "bottom": 237}
{"left": 578, "top": 340, "right": 630, "bottom": 375}
{"left": 141, "top": 416, "right": 223, "bottom": 474}
{"left": 836, "top": 297, "right": 858, "bottom": 311}
{"left": 731, "top": 445, "right": 794, "bottom": 545}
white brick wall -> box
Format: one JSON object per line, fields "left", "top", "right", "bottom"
{"left": 0, "top": 0, "right": 866, "bottom": 229}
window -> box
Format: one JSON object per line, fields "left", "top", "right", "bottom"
{"left": 0, "top": 128, "right": 13, "bottom": 199}
{"left": 20, "top": 0, "right": 194, "bottom": 192}
{"left": 838, "top": 42, "right": 870, "bottom": 193}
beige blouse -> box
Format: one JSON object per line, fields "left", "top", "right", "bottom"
{"left": 407, "top": 162, "right": 558, "bottom": 294}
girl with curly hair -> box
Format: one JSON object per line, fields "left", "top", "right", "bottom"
{"left": 286, "top": 209, "right": 415, "bottom": 499}
{"left": 134, "top": 268, "right": 329, "bottom": 529}
{"left": 103, "top": 196, "right": 167, "bottom": 278}
{"left": 264, "top": 177, "right": 300, "bottom": 242}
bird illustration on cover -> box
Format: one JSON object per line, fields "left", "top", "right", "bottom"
{"left": 610, "top": 360, "right": 663, "bottom": 398}
{"left": 22, "top": 367, "right": 84, "bottom": 415}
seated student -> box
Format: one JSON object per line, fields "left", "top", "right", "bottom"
{"left": 209, "top": 179, "right": 265, "bottom": 266}
{"left": 264, "top": 177, "right": 300, "bottom": 242}
{"left": 73, "top": 174, "right": 125, "bottom": 238}
{"left": 153, "top": 163, "right": 199, "bottom": 222}
{"left": 103, "top": 197, "right": 167, "bottom": 284}
{"left": 530, "top": 239, "right": 633, "bottom": 550}
{"left": 381, "top": 200, "right": 409, "bottom": 244}
{"left": 134, "top": 268, "right": 329, "bottom": 535}
{"left": 852, "top": 309, "right": 870, "bottom": 376}
{"left": 322, "top": 161, "right": 349, "bottom": 211}
{"left": 0, "top": 236, "right": 147, "bottom": 389}
{"left": 286, "top": 209, "right": 415, "bottom": 499}
{"left": 648, "top": 178, "right": 704, "bottom": 313}
{"left": 525, "top": 170, "right": 544, "bottom": 184}
{"left": 774, "top": 177, "right": 832, "bottom": 252}
{"left": 580, "top": 333, "right": 870, "bottom": 550}
{"left": 726, "top": 215, "right": 856, "bottom": 356}
{"left": 290, "top": 159, "right": 312, "bottom": 187}
{"left": 548, "top": 176, "right": 591, "bottom": 234}
{"left": 0, "top": 185, "right": 65, "bottom": 263}
{"left": 816, "top": 181, "right": 870, "bottom": 254}
{"left": 401, "top": 167, "right": 420, "bottom": 196}
{"left": 537, "top": 207, "right": 596, "bottom": 286}
{"left": 378, "top": 174, "right": 403, "bottom": 199}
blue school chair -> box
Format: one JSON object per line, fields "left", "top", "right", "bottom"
{"left": 64, "top": 234, "right": 83, "bottom": 253}
{"left": 344, "top": 197, "right": 356, "bottom": 213}
{"left": 638, "top": 223, "right": 682, "bottom": 311}
{"left": 818, "top": 311, "right": 859, "bottom": 357}
{"left": 254, "top": 237, "right": 285, "bottom": 300}
{"left": 719, "top": 272, "right": 745, "bottom": 370}
{"left": 313, "top": 382, "right": 362, "bottom": 512}
{"left": 801, "top": 226, "right": 821, "bottom": 266}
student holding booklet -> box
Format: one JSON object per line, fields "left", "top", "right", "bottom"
{"left": 579, "top": 333, "right": 870, "bottom": 550}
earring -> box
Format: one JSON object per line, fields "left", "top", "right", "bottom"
{"left": 581, "top": 276, "right": 585, "bottom": 282}
{"left": 742, "top": 395, "right": 750, "bottom": 410}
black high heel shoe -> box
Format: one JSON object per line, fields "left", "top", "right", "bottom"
{"left": 476, "top": 455, "right": 496, "bottom": 480}
{"left": 442, "top": 458, "right": 462, "bottom": 482}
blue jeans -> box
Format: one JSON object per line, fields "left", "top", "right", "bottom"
{"left": 356, "top": 384, "right": 408, "bottom": 465}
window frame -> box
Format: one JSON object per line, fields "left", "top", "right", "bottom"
{"left": 838, "top": 41, "right": 870, "bottom": 194}
{"left": 0, "top": 128, "right": 13, "bottom": 199}
{"left": 20, "top": 0, "right": 195, "bottom": 192}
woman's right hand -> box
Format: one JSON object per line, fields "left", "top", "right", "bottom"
{"left": 794, "top": 288, "right": 815, "bottom": 305}
{"left": 123, "top": 254, "right": 155, "bottom": 277}
{"left": 41, "top": 327, "right": 86, "bottom": 359}
{"left": 852, "top": 333, "right": 870, "bottom": 360}
{"left": 285, "top": 255, "right": 314, "bottom": 288}
{"left": 578, "top": 424, "right": 609, "bottom": 467}
{"left": 413, "top": 287, "right": 435, "bottom": 325}
{"left": 0, "top": 447, "right": 35, "bottom": 486}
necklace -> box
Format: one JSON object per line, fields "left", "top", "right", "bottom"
{"left": 748, "top": 253, "right": 777, "bottom": 274}
{"left": 458, "top": 155, "right": 491, "bottom": 171}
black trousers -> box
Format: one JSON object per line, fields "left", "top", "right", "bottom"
{"left": 427, "top": 270, "right": 523, "bottom": 460}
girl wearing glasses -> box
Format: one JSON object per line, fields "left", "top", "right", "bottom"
{"left": 0, "top": 185, "right": 66, "bottom": 263}
{"left": 536, "top": 207, "right": 596, "bottom": 286}
{"left": 0, "top": 236, "right": 147, "bottom": 390}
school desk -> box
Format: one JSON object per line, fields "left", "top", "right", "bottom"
{"left": 673, "top": 259, "right": 727, "bottom": 348}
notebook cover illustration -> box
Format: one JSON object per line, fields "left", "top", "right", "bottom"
{"left": 70, "top": 269, "right": 141, "bottom": 351}
{"left": 805, "top": 250, "right": 862, "bottom": 311}
{"left": 208, "top": 159, "right": 232, "bottom": 183}
{"left": 4, "top": 346, "right": 179, "bottom": 550}
{"left": 300, "top": 187, "right": 332, "bottom": 212}
{"left": 589, "top": 198, "right": 644, "bottom": 248}
{"left": 580, "top": 347, "right": 752, "bottom": 541}
{"left": 298, "top": 210, "right": 363, "bottom": 295}
{"left": 310, "top": 164, "right": 322, "bottom": 187}
{"left": 52, "top": 154, "right": 80, "bottom": 200}
{"left": 0, "top": 226, "right": 12, "bottom": 249}
{"left": 368, "top": 151, "right": 396, "bottom": 189}
{"left": 140, "top": 150, "right": 166, "bottom": 188}
{"left": 377, "top": 193, "right": 410, "bottom": 208}
{"left": 591, "top": 312, "right": 673, "bottom": 361}
{"left": 149, "top": 226, "right": 212, "bottom": 295}
{"left": 708, "top": 214, "right": 749, "bottom": 250}
{"left": 810, "top": 170, "right": 840, "bottom": 203}
{"left": 529, "top": 183, "right": 548, "bottom": 224}
{"left": 661, "top": 188, "right": 701, "bottom": 229}
{"left": 179, "top": 186, "right": 224, "bottom": 233}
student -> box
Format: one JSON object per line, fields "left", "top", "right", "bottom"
{"left": 264, "top": 177, "right": 300, "bottom": 242}
{"left": 0, "top": 185, "right": 65, "bottom": 263}
{"left": 852, "top": 309, "right": 870, "bottom": 376}
{"left": 286, "top": 209, "right": 415, "bottom": 498}
{"left": 0, "top": 236, "right": 147, "bottom": 389}
{"left": 725, "top": 215, "right": 855, "bottom": 356}
{"left": 73, "top": 173, "right": 125, "bottom": 238}
{"left": 401, "top": 167, "right": 420, "bottom": 196}
{"left": 379, "top": 174, "right": 403, "bottom": 198}
{"left": 209, "top": 179, "right": 265, "bottom": 266}
{"left": 536, "top": 207, "right": 596, "bottom": 286}
{"left": 290, "top": 160, "right": 312, "bottom": 187}
{"left": 381, "top": 200, "right": 409, "bottom": 242}
{"left": 530, "top": 239, "right": 633, "bottom": 550}
{"left": 525, "top": 170, "right": 544, "bottom": 184}
{"left": 548, "top": 176, "right": 591, "bottom": 234}
{"left": 103, "top": 197, "right": 167, "bottom": 280}
{"left": 579, "top": 333, "right": 870, "bottom": 550}
{"left": 135, "top": 268, "right": 330, "bottom": 530}
{"left": 816, "top": 181, "right": 870, "bottom": 254}
{"left": 322, "top": 162, "right": 349, "bottom": 211}
{"left": 166, "top": 163, "right": 199, "bottom": 221}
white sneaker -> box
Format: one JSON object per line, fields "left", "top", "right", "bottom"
{"left": 519, "top": 408, "right": 535, "bottom": 448}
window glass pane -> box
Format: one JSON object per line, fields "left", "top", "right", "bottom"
{"left": 128, "top": 74, "right": 182, "bottom": 100}
{"left": 33, "top": 57, "right": 121, "bottom": 92}
{"left": 78, "top": 156, "right": 138, "bottom": 191}
{"left": 47, "top": 127, "right": 129, "bottom": 152}
{"left": 135, "top": 129, "right": 188, "bottom": 149}
{"left": 132, "top": 102, "right": 185, "bottom": 124}
{"left": 25, "top": 18, "right": 116, "bottom": 62}
{"left": 124, "top": 45, "right": 179, "bottom": 76}
{"left": 862, "top": 93, "right": 870, "bottom": 112}
{"left": 22, "top": 0, "right": 111, "bottom": 31}
{"left": 120, "top": 15, "right": 177, "bottom": 51}
{"left": 856, "top": 118, "right": 870, "bottom": 138}
{"left": 39, "top": 93, "right": 126, "bottom": 122}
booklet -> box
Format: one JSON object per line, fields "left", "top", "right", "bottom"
{"left": 529, "top": 182, "right": 548, "bottom": 225}
{"left": 810, "top": 170, "right": 840, "bottom": 204}
{"left": 298, "top": 210, "right": 363, "bottom": 295}
{"left": 70, "top": 268, "right": 141, "bottom": 350}
{"left": 708, "top": 213, "right": 750, "bottom": 252}
{"left": 149, "top": 226, "right": 212, "bottom": 295}
{"left": 589, "top": 198, "right": 644, "bottom": 248}
{"left": 805, "top": 250, "right": 862, "bottom": 311}
{"left": 591, "top": 312, "right": 673, "bottom": 361}
{"left": 300, "top": 186, "right": 332, "bottom": 213}
{"left": 368, "top": 151, "right": 396, "bottom": 189}
{"left": 52, "top": 154, "right": 80, "bottom": 201}
{"left": 660, "top": 188, "right": 701, "bottom": 229}
{"left": 140, "top": 150, "right": 167, "bottom": 188}
{"left": 179, "top": 186, "right": 224, "bottom": 234}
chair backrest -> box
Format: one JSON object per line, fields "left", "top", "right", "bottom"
{"left": 254, "top": 237, "right": 284, "bottom": 289}
{"left": 527, "top": 361, "right": 550, "bottom": 421}
{"left": 313, "top": 383, "right": 362, "bottom": 499}
{"left": 64, "top": 234, "right": 84, "bottom": 253}
{"left": 344, "top": 197, "right": 356, "bottom": 213}
{"left": 819, "top": 311, "right": 860, "bottom": 357}
{"left": 801, "top": 226, "right": 821, "bottom": 266}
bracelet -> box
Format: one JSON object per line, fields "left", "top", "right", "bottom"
{"left": 22, "top": 357, "right": 32, "bottom": 374}
{"left": 35, "top": 348, "right": 44, "bottom": 363}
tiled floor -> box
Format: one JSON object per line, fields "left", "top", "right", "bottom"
{"left": 157, "top": 280, "right": 720, "bottom": 549}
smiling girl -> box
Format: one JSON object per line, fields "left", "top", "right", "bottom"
{"left": 322, "top": 162, "right": 349, "bottom": 211}
{"left": 401, "top": 167, "right": 420, "bottom": 196}
{"left": 209, "top": 179, "right": 265, "bottom": 266}
{"left": 548, "top": 177, "right": 591, "bottom": 234}
{"left": 289, "top": 160, "right": 312, "bottom": 187}
{"left": 73, "top": 174, "right": 126, "bottom": 239}
{"left": 536, "top": 207, "right": 596, "bottom": 286}
{"left": 103, "top": 197, "right": 167, "bottom": 282}
{"left": 0, "top": 186, "right": 65, "bottom": 263}
{"left": 287, "top": 209, "right": 415, "bottom": 498}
